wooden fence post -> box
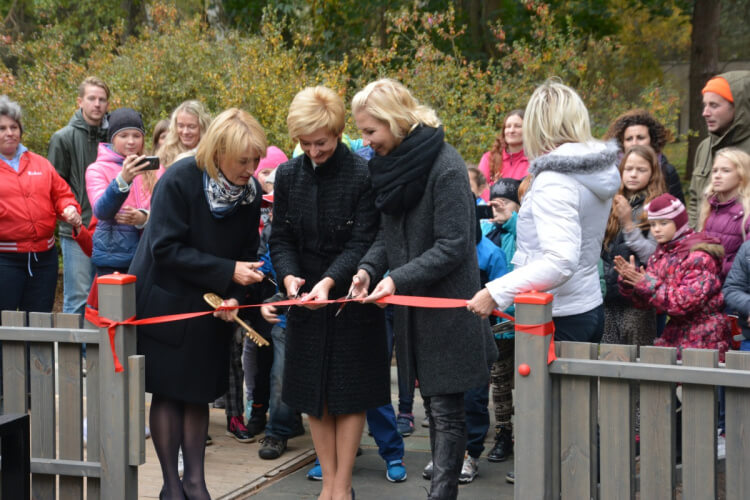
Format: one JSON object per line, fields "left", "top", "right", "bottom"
{"left": 96, "top": 273, "right": 139, "bottom": 500}
{"left": 514, "top": 292, "right": 554, "bottom": 500}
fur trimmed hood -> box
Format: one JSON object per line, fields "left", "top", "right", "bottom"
{"left": 528, "top": 140, "right": 621, "bottom": 201}
{"left": 690, "top": 241, "right": 725, "bottom": 260}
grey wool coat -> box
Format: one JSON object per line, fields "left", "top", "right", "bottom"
{"left": 359, "top": 143, "right": 498, "bottom": 397}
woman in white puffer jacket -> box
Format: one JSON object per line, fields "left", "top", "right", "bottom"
{"left": 468, "top": 79, "right": 620, "bottom": 342}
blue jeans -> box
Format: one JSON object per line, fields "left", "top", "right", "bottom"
{"left": 385, "top": 305, "right": 414, "bottom": 415}
{"left": 366, "top": 403, "right": 404, "bottom": 463}
{"left": 61, "top": 236, "right": 95, "bottom": 318}
{"left": 265, "top": 324, "right": 298, "bottom": 439}
{"left": 464, "top": 384, "right": 490, "bottom": 459}
{"left": 553, "top": 304, "right": 604, "bottom": 343}
{"left": 0, "top": 248, "right": 58, "bottom": 313}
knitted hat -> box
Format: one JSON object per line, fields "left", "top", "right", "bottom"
{"left": 254, "top": 145, "right": 288, "bottom": 178}
{"left": 702, "top": 76, "right": 734, "bottom": 103}
{"left": 645, "top": 193, "right": 689, "bottom": 239}
{"left": 489, "top": 178, "right": 521, "bottom": 205}
{"left": 107, "top": 108, "right": 144, "bottom": 143}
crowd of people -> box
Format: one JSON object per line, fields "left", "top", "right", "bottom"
{"left": 1, "top": 69, "right": 750, "bottom": 500}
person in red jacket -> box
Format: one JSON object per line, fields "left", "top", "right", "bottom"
{"left": 0, "top": 95, "right": 81, "bottom": 313}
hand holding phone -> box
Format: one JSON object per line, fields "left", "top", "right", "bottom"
{"left": 138, "top": 156, "right": 161, "bottom": 170}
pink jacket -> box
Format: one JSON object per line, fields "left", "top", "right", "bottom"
{"left": 478, "top": 149, "right": 530, "bottom": 201}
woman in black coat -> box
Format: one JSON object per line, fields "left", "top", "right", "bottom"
{"left": 129, "top": 109, "right": 267, "bottom": 500}
{"left": 262, "top": 86, "right": 388, "bottom": 500}
{"left": 351, "top": 79, "right": 497, "bottom": 500}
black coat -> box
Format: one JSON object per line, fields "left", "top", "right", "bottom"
{"left": 270, "top": 143, "right": 389, "bottom": 417}
{"left": 129, "top": 157, "right": 261, "bottom": 403}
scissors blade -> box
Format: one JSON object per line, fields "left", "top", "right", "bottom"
{"left": 335, "top": 292, "right": 353, "bottom": 317}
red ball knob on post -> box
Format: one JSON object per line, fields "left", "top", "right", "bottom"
{"left": 518, "top": 363, "right": 531, "bottom": 377}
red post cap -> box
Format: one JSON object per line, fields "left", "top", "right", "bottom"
{"left": 514, "top": 291, "right": 553, "bottom": 305}
{"left": 518, "top": 363, "right": 531, "bottom": 377}
{"left": 96, "top": 272, "right": 137, "bottom": 285}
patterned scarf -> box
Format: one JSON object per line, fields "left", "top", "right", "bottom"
{"left": 203, "top": 170, "right": 257, "bottom": 218}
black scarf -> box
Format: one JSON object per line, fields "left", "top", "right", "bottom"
{"left": 368, "top": 125, "right": 445, "bottom": 215}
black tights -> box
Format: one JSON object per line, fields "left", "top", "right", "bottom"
{"left": 150, "top": 394, "right": 210, "bottom": 500}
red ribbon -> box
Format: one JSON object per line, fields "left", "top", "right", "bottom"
{"left": 515, "top": 321, "right": 557, "bottom": 364}
{"left": 85, "top": 294, "right": 518, "bottom": 372}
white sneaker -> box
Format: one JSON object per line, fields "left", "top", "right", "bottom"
{"left": 178, "top": 448, "right": 184, "bottom": 477}
{"left": 422, "top": 460, "right": 433, "bottom": 480}
{"left": 421, "top": 416, "right": 430, "bottom": 428}
{"left": 458, "top": 453, "right": 478, "bottom": 484}
{"left": 717, "top": 432, "right": 726, "bottom": 460}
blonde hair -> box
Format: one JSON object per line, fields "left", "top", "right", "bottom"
{"left": 195, "top": 108, "right": 267, "bottom": 181}
{"left": 78, "top": 76, "right": 110, "bottom": 100}
{"left": 287, "top": 86, "right": 345, "bottom": 141}
{"left": 159, "top": 100, "right": 212, "bottom": 167}
{"left": 523, "top": 78, "right": 592, "bottom": 160}
{"left": 698, "top": 147, "right": 750, "bottom": 238}
{"left": 352, "top": 78, "right": 441, "bottom": 140}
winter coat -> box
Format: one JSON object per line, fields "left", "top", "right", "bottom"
{"left": 723, "top": 239, "right": 750, "bottom": 340}
{"left": 0, "top": 148, "right": 80, "bottom": 253}
{"left": 477, "top": 149, "right": 530, "bottom": 200}
{"left": 129, "top": 157, "right": 261, "bottom": 403}
{"left": 601, "top": 193, "right": 657, "bottom": 304}
{"left": 47, "top": 109, "right": 108, "bottom": 238}
{"left": 85, "top": 143, "right": 161, "bottom": 269}
{"left": 620, "top": 230, "right": 732, "bottom": 361}
{"left": 270, "top": 143, "right": 389, "bottom": 417}
{"left": 485, "top": 211, "right": 518, "bottom": 272}
{"left": 477, "top": 236, "right": 508, "bottom": 286}
{"left": 659, "top": 154, "right": 685, "bottom": 203}
{"left": 688, "top": 71, "right": 750, "bottom": 226}
{"left": 702, "top": 195, "right": 750, "bottom": 277}
{"left": 485, "top": 141, "right": 621, "bottom": 317}
{"left": 359, "top": 143, "right": 497, "bottom": 398}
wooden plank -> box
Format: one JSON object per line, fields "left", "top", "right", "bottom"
{"left": 681, "top": 349, "right": 718, "bottom": 500}
{"left": 514, "top": 300, "right": 554, "bottom": 500}
{"left": 0, "top": 326, "right": 100, "bottom": 344}
{"left": 2, "top": 311, "right": 27, "bottom": 414}
{"left": 56, "top": 313, "right": 84, "bottom": 500}
{"left": 28, "top": 313, "right": 57, "bottom": 500}
{"left": 639, "top": 346, "right": 677, "bottom": 499}
{"left": 725, "top": 351, "right": 750, "bottom": 500}
{"left": 86, "top": 339, "right": 101, "bottom": 500}
{"left": 549, "top": 358, "right": 750, "bottom": 388}
{"left": 550, "top": 342, "right": 561, "bottom": 500}
{"left": 598, "top": 344, "right": 636, "bottom": 499}
{"left": 128, "top": 355, "right": 145, "bottom": 466}
{"left": 30, "top": 458, "right": 101, "bottom": 477}
{"left": 559, "top": 341, "right": 597, "bottom": 500}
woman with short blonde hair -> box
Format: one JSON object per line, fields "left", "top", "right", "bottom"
{"left": 159, "top": 100, "right": 212, "bottom": 167}
{"left": 286, "top": 86, "right": 346, "bottom": 140}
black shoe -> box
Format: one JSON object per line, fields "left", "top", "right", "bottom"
{"left": 205, "top": 434, "right": 213, "bottom": 446}
{"left": 226, "top": 416, "right": 255, "bottom": 443}
{"left": 213, "top": 395, "right": 226, "bottom": 409}
{"left": 246, "top": 405, "right": 267, "bottom": 435}
{"left": 258, "top": 435, "right": 287, "bottom": 459}
{"left": 487, "top": 428, "right": 513, "bottom": 462}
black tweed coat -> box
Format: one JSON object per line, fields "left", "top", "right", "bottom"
{"left": 129, "top": 157, "right": 261, "bottom": 404}
{"left": 270, "top": 143, "right": 390, "bottom": 417}
{"left": 359, "top": 143, "right": 498, "bottom": 398}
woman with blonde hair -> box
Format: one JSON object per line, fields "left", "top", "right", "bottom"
{"left": 129, "top": 108, "right": 267, "bottom": 500}
{"left": 158, "top": 100, "right": 211, "bottom": 167}
{"left": 697, "top": 147, "right": 750, "bottom": 277}
{"left": 350, "top": 78, "right": 496, "bottom": 500}
{"left": 262, "top": 86, "right": 389, "bottom": 500}
{"left": 468, "top": 78, "right": 620, "bottom": 343}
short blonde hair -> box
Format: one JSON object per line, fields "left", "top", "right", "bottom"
{"left": 287, "top": 86, "right": 345, "bottom": 141}
{"left": 159, "top": 100, "right": 212, "bottom": 167}
{"left": 522, "top": 79, "right": 592, "bottom": 160}
{"left": 78, "top": 76, "right": 110, "bottom": 100}
{"left": 195, "top": 108, "right": 268, "bottom": 181}
{"left": 352, "top": 78, "right": 441, "bottom": 140}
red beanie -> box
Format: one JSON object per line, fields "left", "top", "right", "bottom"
{"left": 702, "top": 77, "right": 734, "bottom": 103}
{"left": 645, "top": 193, "right": 689, "bottom": 239}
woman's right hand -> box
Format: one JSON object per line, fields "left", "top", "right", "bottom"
{"left": 120, "top": 154, "right": 149, "bottom": 184}
{"left": 348, "top": 269, "right": 371, "bottom": 300}
{"left": 260, "top": 304, "right": 281, "bottom": 324}
{"left": 283, "top": 275, "right": 305, "bottom": 298}
{"left": 232, "top": 261, "right": 265, "bottom": 285}
{"left": 612, "top": 195, "right": 633, "bottom": 229}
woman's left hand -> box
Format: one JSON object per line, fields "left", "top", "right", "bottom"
{"left": 214, "top": 298, "right": 239, "bottom": 322}
{"left": 115, "top": 206, "right": 147, "bottom": 226}
{"left": 300, "top": 277, "right": 334, "bottom": 310}
{"left": 62, "top": 205, "right": 82, "bottom": 227}
{"left": 467, "top": 288, "right": 498, "bottom": 319}
{"left": 363, "top": 276, "right": 395, "bottom": 308}
{"left": 614, "top": 255, "right": 645, "bottom": 286}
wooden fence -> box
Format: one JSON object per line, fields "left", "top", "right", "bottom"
{"left": 0, "top": 274, "right": 145, "bottom": 500}
{"left": 513, "top": 292, "right": 750, "bottom": 499}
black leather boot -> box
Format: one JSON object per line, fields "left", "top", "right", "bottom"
{"left": 487, "top": 427, "right": 513, "bottom": 462}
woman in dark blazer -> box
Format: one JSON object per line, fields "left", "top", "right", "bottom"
{"left": 262, "top": 86, "right": 388, "bottom": 500}
{"left": 129, "top": 108, "right": 267, "bottom": 500}
{"left": 351, "top": 78, "right": 497, "bottom": 500}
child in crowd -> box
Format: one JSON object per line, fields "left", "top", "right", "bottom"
{"left": 601, "top": 145, "right": 665, "bottom": 347}
{"left": 697, "top": 147, "right": 750, "bottom": 277}
{"left": 616, "top": 193, "right": 732, "bottom": 361}
{"left": 723, "top": 238, "right": 750, "bottom": 352}
{"left": 468, "top": 166, "right": 489, "bottom": 200}
{"left": 484, "top": 178, "right": 521, "bottom": 270}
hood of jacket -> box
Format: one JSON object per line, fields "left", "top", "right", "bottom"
{"left": 68, "top": 109, "right": 109, "bottom": 143}
{"left": 94, "top": 142, "right": 125, "bottom": 165}
{"left": 711, "top": 71, "right": 750, "bottom": 149}
{"left": 529, "top": 140, "right": 621, "bottom": 200}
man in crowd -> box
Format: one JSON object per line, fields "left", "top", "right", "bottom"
{"left": 688, "top": 70, "right": 750, "bottom": 226}
{"left": 47, "top": 77, "right": 110, "bottom": 318}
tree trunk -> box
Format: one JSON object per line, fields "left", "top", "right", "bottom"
{"left": 686, "top": 0, "right": 721, "bottom": 179}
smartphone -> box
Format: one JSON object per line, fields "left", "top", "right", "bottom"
{"left": 476, "top": 205, "right": 494, "bottom": 220}
{"left": 138, "top": 156, "right": 161, "bottom": 170}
